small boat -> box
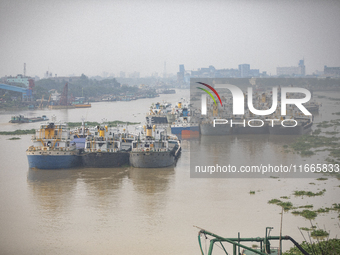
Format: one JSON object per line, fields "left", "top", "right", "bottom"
{"left": 74, "top": 103, "right": 91, "bottom": 108}
{"left": 73, "top": 97, "right": 91, "bottom": 108}
{"left": 9, "top": 115, "right": 49, "bottom": 123}
{"left": 26, "top": 122, "right": 81, "bottom": 169}
{"left": 28, "top": 115, "right": 49, "bottom": 122}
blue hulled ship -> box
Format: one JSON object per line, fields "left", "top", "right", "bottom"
{"left": 26, "top": 122, "right": 81, "bottom": 169}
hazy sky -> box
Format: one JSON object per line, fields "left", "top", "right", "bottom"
{"left": 1, "top": 0, "right": 340, "bottom": 78}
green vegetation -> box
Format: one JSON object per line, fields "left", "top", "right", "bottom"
{"left": 0, "top": 120, "right": 140, "bottom": 135}
{"left": 311, "top": 229, "right": 329, "bottom": 238}
{"left": 280, "top": 196, "right": 290, "bottom": 199}
{"left": 327, "top": 97, "right": 340, "bottom": 101}
{"left": 33, "top": 74, "right": 160, "bottom": 103}
{"left": 291, "top": 203, "right": 340, "bottom": 219}
{"left": 333, "top": 203, "right": 340, "bottom": 210}
{"left": 299, "top": 227, "right": 312, "bottom": 231}
{"left": 268, "top": 190, "right": 340, "bottom": 220}
{"left": 300, "top": 210, "right": 317, "bottom": 220}
{"left": 292, "top": 211, "right": 301, "bottom": 215}
{"left": 312, "top": 129, "right": 321, "bottom": 135}
{"left": 293, "top": 189, "right": 326, "bottom": 197}
{"left": 325, "top": 131, "right": 339, "bottom": 135}
{"left": 283, "top": 239, "right": 340, "bottom": 255}
{"left": 333, "top": 112, "right": 340, "bottom": 115}
{"left": 330, "top": 148, "right": 340, "bottom": 158}
{"left": 268, "top": 199, "right": 293, "bottom": 211}
{"left": 34, "top": 75, "right": 127, "bottom": 100}
{"left": 291, "top": 209, "right": 317, "bottom": 219}
{"left": 316, "top": 121, "right": 334, "bottom": 128}
{"left": 316, "top": 177, "right": 328, "bottom": 181}
{"left": 268, "top": 199, "right": 281, "bottom": 204}
{"left": 300, "top": 150, "right": 314, "bottom": 156}
{"left": 298, "top": 205, "right": 313, "bottom": 209}
{"left": 8, "top": 137, "right": 21, "bottom": 140}
{"left": 290, "top": 135, "right": 339, "bottom": 156}
{"left": 0, "top": 129, "right": 35, "bottom": 135}
{"left": 315, "top": 208, "right": 331, "bottom": 213}
{"left": 278, "top": 201, "right": 293, "bottom": 211}
{"left": 0, "top": 74, "right": 161, "bottom": 109}
{"left": 249, "top": 191, "right": 255, "bottom": 194}
{"left": 66, "top": 120, "right": 140, "bottom": 128}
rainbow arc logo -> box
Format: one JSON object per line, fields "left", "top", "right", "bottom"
{"left": 196, "top": 82, "right": 223, "bottom": 107}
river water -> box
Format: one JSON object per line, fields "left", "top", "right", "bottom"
{"left": 0, "top": 89, "right": 339, "bottom": 254}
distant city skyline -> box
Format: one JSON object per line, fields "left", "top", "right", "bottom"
{"left": 1, "top": 0, "right": 339, "bottom": 78}
{"left": 6, "top": 60, "right": 336, "bottom": 80}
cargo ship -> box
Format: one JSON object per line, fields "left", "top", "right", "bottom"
{"left": 129, "top": 120, "right": 181, "bottom": 168}
{"left": 81, "top": 125, "right": 135, "bottom": 168}
{"left": 170, "top": 107, "right": 199, "bottom": 135}
{"left": 26, "top": 122, "right": 81, "bottom": 169}
{"left": 146, "top": 102, "right": 169, "bottom": 124}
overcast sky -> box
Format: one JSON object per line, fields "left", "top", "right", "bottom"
{"left": 1, "top": 0, "right": 339, "bottom": 78}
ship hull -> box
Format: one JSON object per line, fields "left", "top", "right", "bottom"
{"left": 233, "top": 125, "right": 269, "bottom": 134}
{"left": 82, "top": 152, "right": 130, "bottom": 168}
{"left": 171, "top": 125, "right": 199, "bottom": 135}
{"left": 27, "top": 152, "right": 81, "bottom": 169}
{"left": 129, "top": 151, "right": 176, "bottom": 168}
{"left": 269, "top": 121, "right": 312, "bottom": 135}
{"left": 167, "top": 114, "right": 176, "bottom": 123}
{"left": 200, "top": 123, "right": 231, "bottom": 135}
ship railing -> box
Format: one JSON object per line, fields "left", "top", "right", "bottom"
{"left": 131, "top": 148, "right": 170, "bottom": 152}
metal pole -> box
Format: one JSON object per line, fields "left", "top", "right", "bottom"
{"left": 238, "top": 232, "right": 240, "bottom": 255}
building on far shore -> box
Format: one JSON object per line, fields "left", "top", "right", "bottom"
{"left": 324, "top": 66, "right": 340, "bottom": 77}
{"left": 5, "top": 74, "right": 32, "bottom": 87}
{"left": 177, "top": 63, "right": 266, "bottom": 84}
{"left": 276, "top": 59, "right": 305, "bottom": 77}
